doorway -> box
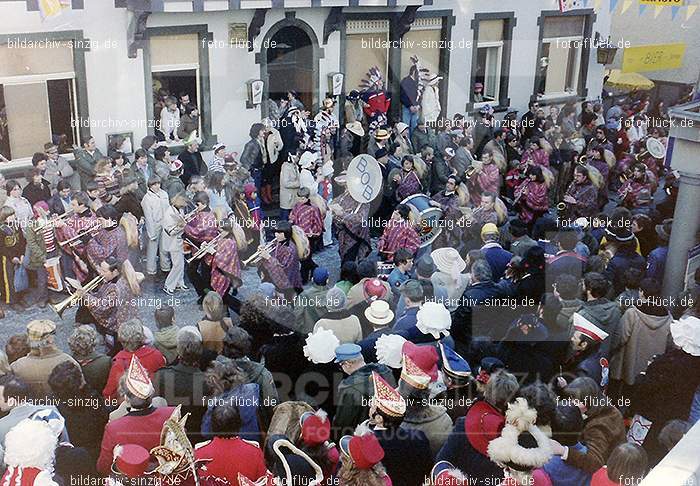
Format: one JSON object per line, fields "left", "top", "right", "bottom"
{"left": 265, "top": 24, "right": 315, "bottom": 112}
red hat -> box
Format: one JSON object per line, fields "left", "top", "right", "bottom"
{"left": 244, "top": 183, "right": 257, "bottom": 198}
{"left": 362, "top": 279, "right": 387, "bottom": 301}
{"left": 400, "top": 353, "right": 431, "bottom": 390}
{"left": 431, "top": 461, "right": 468, "bottom": 485}
{"left": 402, "top": 341, "right": 438, "bottom": 382}
{"left": 126, "top": 355, "right": 154, "bottom": 400}
{"left": 464, "top": 401, "right": 505, "bottom": 456}
{"left": 340, "top": 428, "right": 385, "bottom": 470}
{"left": 113, "top": 444, "right": 151, "bottom": 478}
{"left": 299, "top": 409, "right": 331, "bottom": 446}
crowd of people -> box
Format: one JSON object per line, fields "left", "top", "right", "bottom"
{"left": 0, "top": 62, "right": 698, "bottom": 486}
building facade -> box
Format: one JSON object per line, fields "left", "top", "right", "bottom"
{"left": 0, "top": 0, "right": 612, "bottom": 172}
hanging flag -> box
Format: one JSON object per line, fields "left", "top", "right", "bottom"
{"left": 559, "top": 0, "right": 584, "bottom": 11}
{"left": 610, "top": 0, "right": 619, "bottom": 13}
{"left": 639, "top": 0, "right": 683, "bottom": 5}
{"left": 671, "top": 5, "right": 681, "bottom": 19}
{"left": 595, "top": 0, "right": 603, "bottom": 11}
{"left": 38, "top": 0, "right": 69, "bottom": 19}
{"left": 621, "top": 0, "right": 633, "bottom": 13}
{"left": 654, "top": 5, "right": 664, "bottom": 17}
{"left": 687, "top": 4, "right": 699, "bottom": 20}
{"left": 639, "top": 4, "right": 648, "bottom": 15}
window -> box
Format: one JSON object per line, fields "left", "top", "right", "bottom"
{"left": 538, "top": 16, "right": 585, "bottom": 97}
{"left": 400, "top": 17, "right": 443, "bottom": 79}
{"left": 149, "top": 33, "right": 201, "bottom": 144}
{"left": 474, "top": 19, "right": 504, "bottom": 103}
{"left": 345, "top": 20, "right": 390, "bottom": 93}
{"left": 0, "top": 41, "right": 78, "bottom": 160}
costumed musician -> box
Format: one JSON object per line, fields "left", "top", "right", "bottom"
{"left": 289, "top": 187, "right": 323, "bottom": 284}
{"left": 514, "top": 165, "right": 549, "bottom": 227}
{"left": 391, "top": 156, "right": 423, "bottom": 202}
{"left": 377, "top": 204, "right": 421, "bottom": 263}
{"left": 75, "top": 256, "right": 142, "bottom": 352}
{"left": 330, "top": 176, "right": 371, "bottom": 265}
{"left": 53, "top": 191, "right": 99, "bottom": 283}
{"left": 209, "top": 218, "right": 245, "bottom": 310}
{"left": 85, "top": 204, "right": 131, "bottom": 272}
{"left": 162, "top": 192, "right": 191, "bottom": 295}
{"left": 618, "top": 163, "right": 654, "bottom": 210}
{"left": 256, "top": 220, "right": 303, "bottom": 298}
{"left": 465, "top": 152, "right": 500, "bottom": 206}
{"left": 561, "top": 165, "right": 599, "bottom": 219}
{"left": 184, "top": 191, "right": 220, "bottom": 303}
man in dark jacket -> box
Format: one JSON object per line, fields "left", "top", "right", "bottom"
{"left": 452, "top": 259, "right": 508, "bottom": 357}
{"left": 546, "top": 228, "right": 587, "bottom": 289}
{"left": 74, "top": 136, "right": 103, "bottom": 190}
{"left": 179, "top": 136, "right": 207, "bottom": 185}
{"left": 400, "top": 66, "right": 420, "bottom": 137}
{"left": 240, "top": 123, "right": 265, "bottom": 192}
{"left": 333, "top": 343, "right": 395, "bottom": 440}
{"left": 153, "top": 326, "right": 207, "bottom": 445}
{"left": 578, "top": 272, "right": 622, "bottom": 355}
{"left": 480, "top": 223, "right": 513, "bottom": 282}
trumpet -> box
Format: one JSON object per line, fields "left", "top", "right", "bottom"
{"left": 243, "top": 241, "right": 277, "bottom": 266}
{"left": 465, "top": 166, "right": 477, "bottom": 178}
{"left": 51, "top": 275, "right": 105, "bottom": 319}
{"left": 577, "top": 155, "right": 588, "bottom": 165}
{"left": 181, "top": 210, "right": 199, "bottom": 224}
{"left": 619, "top": 169, "right": 632, "bottom": 182}
{"left": 556, "top": 202, "right": 567, "bottom": 212}
{"left": 186, "top": 232, "right": 225, "bottom": 264}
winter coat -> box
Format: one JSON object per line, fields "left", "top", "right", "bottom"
{"left": 604, "top": 250, "right": 646, "bottom": 296}
{"left": 235, "top": 356, "right": 278, "bottom": 427}
{"left": 334, "top": 363, "right": 395, "bottom": 439}
{"left": 577, "top": 298, "right": 622, "bottom": 356}
{"left": 76, "top": 352, "right": 112, "bottom": 395}
{"left": 421, "top": 85, "right": 441, "bottom": 124}
{"left": 314, "top": 312, "right": 362, "bottom": 345}
{"left": 23, "top": 223, "right": 47, "bottom": 271}
{"left": 44, "top": 155, "right": 75, "bottom": 190}
{"left": 609, "top": 304, "right": 672, "bottom": 385}
{"left": 197, "top": 318, "right": 233, "bottom": 355}
{"left": 293, "top": 284, "right": 329, "bottom": 334}
{"left": 11, "top": 347, "right": 80, "bottom": 398}
{"left": 565, "top": 406, "right": 626, "bottom": 474}
{"left": 411, "top": 128, "right": 437, "bottom": 153}
{"left": 153, "top": 363, "right": 208, "bottom": 444}
{"left": 154, "top": 325, "right": 180, "bottom": 365}
{"left": 179, "top": 149, "right": 207, "bottom": 186}
{"left": 400, "top": 404, "right": 453, "bottom": 457}
{"left": 452, "top": 280, "right": 508, "bottom": 355}
{"left": 241, "top": 138, "right": 263, "bottom": 171}
{"left": 141, "top": 188, "right": 170, "bottom": 240}
{"left": 481, "top": 243, "right": 514, "bottom": 282}
{"left": 557, "top": 298, "right": 584, "bottom": 337}
{"left": 102, "top": 346, "right": 166, "bottom": 400}
{"left": 279, "top": 161, "right": 300, "bottom": 210}
{"left": 375, "top": 427, "right": 433, "bottom": 486}
{"left": 74, "top": 147, "right": 104, "bottom": 190}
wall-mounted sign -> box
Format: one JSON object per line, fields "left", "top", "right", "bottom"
{"left": 559, "top": 0, "right": 584, "bottom": 12}
{"left": 328, "top": 72, "right": 344, "bottom": 97}
{"left": 639, "top": 0, "right": 684, "bottom": 6}
{"left": 622, "top": 43, "right": 686, "bottom": 73}
{"left": 228, "top": 23, "right": 248, "bottom": 48}
{"left": 246, "top": 79, "right": 264, "bottom": 109}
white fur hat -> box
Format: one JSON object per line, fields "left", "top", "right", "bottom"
{"left": 671, "top": 316, "right": 700, "bottom": 357}
{"left": 487, "top": 398, "right": 552, "bottom": 479}
{"left": 375, "top": 334, "right": 407, "bottom": 369}
{"left": 4, "top": 419, "right": 57, "bottom": 470}
{"left": 304, "top": 328, "right": 340, "bottom": 364}
{"left": 416, "top": 302, "right": 452, "bottom": 339}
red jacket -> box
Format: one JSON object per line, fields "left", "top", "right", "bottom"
{"left": 102, "top": 346, "right": 166, "bottom": 400}
{"left": 195, "top": 437, "right": 268, "bottom": 484}
{"left": 97, "top": 406, "right": 176, "bottom": 475}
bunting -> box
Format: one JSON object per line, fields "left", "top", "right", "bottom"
{"left": 654, "top": 4, "right": 664, "bottom": 17}
{"left": 639, "top": 3, "right": 648, "bottom": 14}
{"left": 610, "top": 0, "right": 619, "bottom": 12}
{"left": 621, "top": 0, "right": 633, "bottom": 13}
{"left": 671, "top": 5, "right": 681, "bottom": 19}
{"left": 687, "top": 4, "right": 698, "bottom": 20}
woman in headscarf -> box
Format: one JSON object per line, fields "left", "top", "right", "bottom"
{"left": 198, "top": 291, "right": 233, "bottom": 355}
{"left": 516, "top": 165, "right": 549, "bottom": 227}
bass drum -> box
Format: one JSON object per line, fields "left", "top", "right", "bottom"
{"left": 401, "top": 194, "right": 443, "bottom": 248}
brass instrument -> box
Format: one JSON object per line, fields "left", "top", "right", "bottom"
{"left": 577, "top": 155, "right": 588, "bottom": 165}
{"left": 186, "top": 232, "right": 226, "bottom": 264}
{"left": 58, "top": 224, "right": 102, "bottom": 248}
{"left": 51, "top": 275, "right": 105, "bottom": 318}
{"left": 181, "top": 210, "right": 199, "bottom": 225}
{"left": 242, "top": 241, "right": 277, "bottom": 266}
{"left": 556, "top": 202, "right": 567, "bottom": 212}
{"left": 465, "top": 166, "right": 477, "bottom": 178}
{"left": 619, "top": 169, "right": 632, "bottom": 183}
{"left": 512, "top": 180, "right": 531, "bottom": 207}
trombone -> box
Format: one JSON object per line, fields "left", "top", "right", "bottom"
{"left": 51, "top": 275, "right": 105, "bottom": 319}
{"left": 186, "top": 232, "right": 225, "bottom": 264}
{"left": 58, "top": 225, "right": 101, "bottom": 248}
{"left": 243, "top": 241, "right": 277, "bottom": 266}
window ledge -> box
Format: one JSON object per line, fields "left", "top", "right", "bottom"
{"left": 535, "top": 93, "right": 587, "bottom": 106}
{"left": 0, "top": 152, "right": 76, "bottom": 175}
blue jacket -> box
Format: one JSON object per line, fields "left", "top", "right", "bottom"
{"left": 646, "top": 246, "right": 668, "bottom": 282}
{"left": 481, "top": 244, "right": 513, "bottom": 281}
{"left": 393, "top": 307, "right": 419, "bottom": 333}
{"left": 605, "top": 250, "right": 646, "bottom": 295}
{"left": 542, "top": 442, "right": 591, "bottom": 486}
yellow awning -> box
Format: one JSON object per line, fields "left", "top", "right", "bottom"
{"left": 605, "top": 69, "right": 655, "bottom": 91}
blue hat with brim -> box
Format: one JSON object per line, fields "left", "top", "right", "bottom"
{"left": 334, "top": 343, "right": 362, "bottom": 363}
{"left": 439, "top": 342, "right": 471, "bottom": 382}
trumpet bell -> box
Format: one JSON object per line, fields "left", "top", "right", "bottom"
{"left": 556, "top": 202, "right": 567, "bottom": 212}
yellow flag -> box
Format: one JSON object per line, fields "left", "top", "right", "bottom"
{"left": 38, "top": 0, "right": 68, "bottom": 19}
{"left": 595, "top": 0, "right": 603, "bottom": 10}
{"left": 654, "top": 5, "right": 664, "bottom": 17}
{"left": 621, "top": 0, "right": 633, "bottom": 13}
{"left": 687, "top": 5, "right": 699, "bottom": 20}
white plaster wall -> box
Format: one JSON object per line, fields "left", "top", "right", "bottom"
{"left": 0, "top": 0, "right": 612, "bottom": 157}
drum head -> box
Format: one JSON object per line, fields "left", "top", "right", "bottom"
{"left": 346, "top": 155, "right": 383, "bottom": 204}
{"left": 646, "top": 138, "right": 666, "bottom": 159}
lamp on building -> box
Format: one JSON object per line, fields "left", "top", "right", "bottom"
{"left": 327, "top": 72, "right": 344, "bottom": 98}
{"left": 246, "top": 79, "right": 264, "bottom": 109}
{"left": 595, "top": 33, "right": 618, "bottom": 65}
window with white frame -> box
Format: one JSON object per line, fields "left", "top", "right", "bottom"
{"left": 538, "top": 16, "right": 585, "bottom": 97}
{"left": 474, "top": 19, "right": 504, "bottom": 104}
{"left": 0, "top": 41, "right": 78, "bottom": 160}
{"left": 149, "top": 33, "right": 201, "bottom": 144}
